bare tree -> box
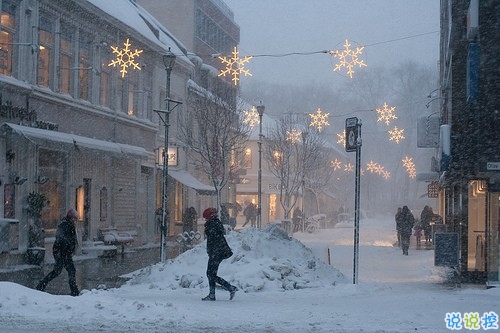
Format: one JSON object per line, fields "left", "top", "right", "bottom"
{"left": 304, "top": 148, "right": 336, "bottom": 214}
{"left": 264, "top": 115, "right": 324, "bottom": 219}
{"left": 178, "top": 84, "right": 251, "bottom": 208}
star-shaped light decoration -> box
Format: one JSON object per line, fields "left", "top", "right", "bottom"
{"left": 218, "top": 46, "right": 253, "bottom": 85}
{"left": 382, "top": 170, "right": 391, "bottom": 179}
{"left": 376, "top": 102, "right": 397, "bottom": 126}
{"left": 388, "top": 126, "right": 405, "bottom": 143}
{"left": 336, "top": 130, "right": 346, "bottom": 146}
{"left": 286, "top": 129, "right": 302, "bottom": 143}
{"left": 308, "top": 108, "right": 330, "bottom": 132}
{"left": 330, "top": 158, "right": 342, "bottom": 171}
{"left": 108, "top": 38, "right": 143, "bottom": 78}
{"left": 366, "top": 160, "right": 378, "bottom": 173}
{"left": 330, "top": 39, "right": 367, "bottom": 78}
{"left": 242, "top": 106, "right": 260, "bottom": 128}
{"left": 344, "top": 162, "right": 354, "bottom": 172}
{"left": 402, "top": 156, "right": 416, "bottom": 179}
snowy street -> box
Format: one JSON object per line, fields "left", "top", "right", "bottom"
{"left": 1, "top": 215, "right": 498, "bottom": 332}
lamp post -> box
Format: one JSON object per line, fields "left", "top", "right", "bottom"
{"left": 155, "top": 48, "right": 181, "bottom": 263}
{"left": 301, "top": 131, "right": 308, "bottom": 232}
{"left": 256, "top": 103, "right": 265, "bottom": 229}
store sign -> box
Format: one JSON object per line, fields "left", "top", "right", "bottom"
{"left": 157, "top": 147, "right": 178, "bottom": 166}
{"left": 486, "top": 162, "right": 500, "bottom": 171}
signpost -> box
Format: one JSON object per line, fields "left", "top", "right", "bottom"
{"left": 345, "top": 117, "right": 362, "bottom": 284}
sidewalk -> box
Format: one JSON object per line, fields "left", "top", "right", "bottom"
{"left": 0, "top": 241, "right": 182, "bottom": 296}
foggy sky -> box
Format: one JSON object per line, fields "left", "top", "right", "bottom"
{"left": 224, "top": 0, "right": 440, "bottom": 87}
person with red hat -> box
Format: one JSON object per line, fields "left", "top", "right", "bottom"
{"left": 202, "top": 207, "right": 238, "bottom": 301}
{"left": 36, "top": 208, "right": 80, "bottom": 296}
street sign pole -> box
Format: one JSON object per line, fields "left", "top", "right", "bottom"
{"left": 345, "top": 117, "right": 362, "bottom": 284}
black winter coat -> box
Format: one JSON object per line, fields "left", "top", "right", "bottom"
{"left": 204, "top": 216, "right": 232, "bottom": 259}
{"left": 52, "top": 217, "right": 77, "bottom": 257}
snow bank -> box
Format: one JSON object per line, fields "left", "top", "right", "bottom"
{"left": 124, "top": 224, "right": 346, "bottom": 293}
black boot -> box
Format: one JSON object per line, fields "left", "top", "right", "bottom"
{"left": 202, "top": 293, "right": 216, "bottom": 301}
{"left": 229, "top": 286, "right": 238, "bottom": 300}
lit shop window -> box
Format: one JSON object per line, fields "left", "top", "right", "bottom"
{"left": 0, "top": 3, "right": 15, "bottom": 76}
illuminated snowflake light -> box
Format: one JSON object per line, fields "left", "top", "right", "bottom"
{"left": 388, "top": 126, "right": 405, "bottom": 143}
{"left": 366, "top": 160, "right": 378, "bottom": 173}
{"left": 336, "top": 130, "right": 346, "bottom": 146}
{"left": 108, "top": 38, "right": 143, "bottom": 78}
{"left": 218, "top": 47, "right": 253, "bottom": 85}
{"left": 308, "top": 108, "right": 330, "bottom": 132}
{"left": 376, "top": 102, "right": 397, "bottom": 126}
{"left": 330, "top": 39, "right": 367, "bottom": 78}
{"left": 344, "top": 163, "right": 354, "bottom": 172}
{"left": 331, "top": 159, "right": 342, "bottom": 171}
{"left": 402, "top": 156, "right": 416, "bottom": 179}
{"left": 242, "top": 106, "right": 260, "bottom": 128}
{"left": 286, "top": 129, "right": 302, "bottom": 143}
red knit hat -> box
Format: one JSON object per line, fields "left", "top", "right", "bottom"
{"left": 203, "top": 208, "right": 217, "bottom": 220}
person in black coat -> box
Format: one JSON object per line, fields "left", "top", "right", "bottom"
{"left": 36, "top": 208, "right": 80, "bottom": 296}
{"left": 202, "top": 207, "right": 237, "bottom": 301}
{"left": 400, "top": 206, "right": 415, "bottom": 256}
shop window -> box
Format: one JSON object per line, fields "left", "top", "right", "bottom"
{"left": 100, "top": 48, "right": 111, "bottom": 107}
{"left": 78, "top": 37, "right": 91, "bottom": 101}
{"left": 243, "top": 148, "right": 252, "bottom": 169}
{"left": 37, "top": 16, "right": 53, "bottom": 88}
{"left": 0, "top": 3, "right": 16, "bottom": 76}
{"left": 59, "top": 26, "right": 73, "bottom": 94}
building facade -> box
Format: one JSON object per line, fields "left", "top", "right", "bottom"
{"left": 438, "top": 0, "right": 500, "bottom": 284}
{"left": 0, "top": 0, "right": 216, "bottom": 266}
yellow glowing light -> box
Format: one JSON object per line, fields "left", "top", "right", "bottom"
{"left": 402, "top": 156, "right": 416, "bottom": 179}
{"left": 287, "top": 129, "right": 302, "bottom": 143}
{"left": 218, "top": 47, "right": 252, "bottom": 86}
{"left": 376, "top": 102, "right": 397, "bottom": 126}
{"left": 330, "top": 39, "right": 367, "bottom": 78}
{"left": 331, "top": 159, "right": 342, "bottom": 171}
{"left": 344, "top": 163, "right": 354, "bottom": 172}
{"left": 308, "top": 108, "right": 330, "bottom": 132}
{"left": 388, "top": 126, "right": 405, "bottom": 143}
{"left": 366, "top": 160, "right": 378, "bottom": 173}
{"left": 242, "top": 106, "right": 260, "bottom": 128}
{"left": 382, "top": 170, "right": 391, "bottom": 179}
{"left": 108, "top": 38, "right": 143, "bottom": 78}
{"left": 336, "top": 130, "right": 346, "bottom": 146}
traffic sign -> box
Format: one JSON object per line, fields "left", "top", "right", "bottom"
{"left": 345, "top": 117, "right": 358, "bottom": 152}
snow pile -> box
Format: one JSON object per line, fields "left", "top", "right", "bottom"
{"left": 124, "top": 223, "right": 346, "bottom": 293}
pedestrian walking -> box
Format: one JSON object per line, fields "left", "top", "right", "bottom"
{"left": 183, "top": 206, "right": 197, "bottom": 233}
{"left": 36, "top": 208, "right": 80, "bottom": 296}
{"left": 201, "top": 207, "right": 238, "bottom": 301}
{"left": 399, "top": 206, "right": 415, "bottom": 255}
{"left": 395, "top": 207, "right": 403, "bottom": 247}
{"left": 242, "top": 201, "right": 257, "bottom": 228}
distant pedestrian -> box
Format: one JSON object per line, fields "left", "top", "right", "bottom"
{"left": 292, "top": 207, "right": 302, "bottom": 233}
{"left": 413, "top": 222, "right": 423, "bottom": 248}
{"left": 201, "top": 207, "right": 237, "bottom": 301}
{"left": 399, "top": 206, "right": 415, "bottom": 255}
{"left": 242, "top": 201, "right": 257, "bottom": 228}
{"left": 183, "top": 206, "right": 198, "bottom": 233}
{"left": 420, "top": 206, "right": 433, "bottom": 244}
{"left": 395, "top": 207, "right": 403, "bottom": 247}
{"left": 36, "top": 208, "right": 80, "bottom": 296}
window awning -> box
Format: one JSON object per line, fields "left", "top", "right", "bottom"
{"left": 168, "top": 170, "right": 215, "bottom": 195}
{"left": 1, "top": 123, "right": 148, "bottom": 158}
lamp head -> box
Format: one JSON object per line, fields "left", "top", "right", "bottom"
{"left": 256, "top": 104, "right": 265, "bottom": 116}
{"left": 163, "top": 47, "right": 176, "bottom": 71}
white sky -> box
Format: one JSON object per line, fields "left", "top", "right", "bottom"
{"left": 1, "top": 214, "right": 498, "bottom": 332}
{"left": 223, "top": 0, "right": 440, "bottom": 87}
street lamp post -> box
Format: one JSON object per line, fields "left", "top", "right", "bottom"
{"left": 301, "top": 131, "right": 308, "bottom": 232}
{"left": 155, "top": 48, "right": 181, "bottom": 263}
{"left": 256, "top": 104, "right": 265, "bottom": 229}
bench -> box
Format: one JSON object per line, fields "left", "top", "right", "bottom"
{"left": 99, "top": 228, "right": 134, "bottom": 254}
